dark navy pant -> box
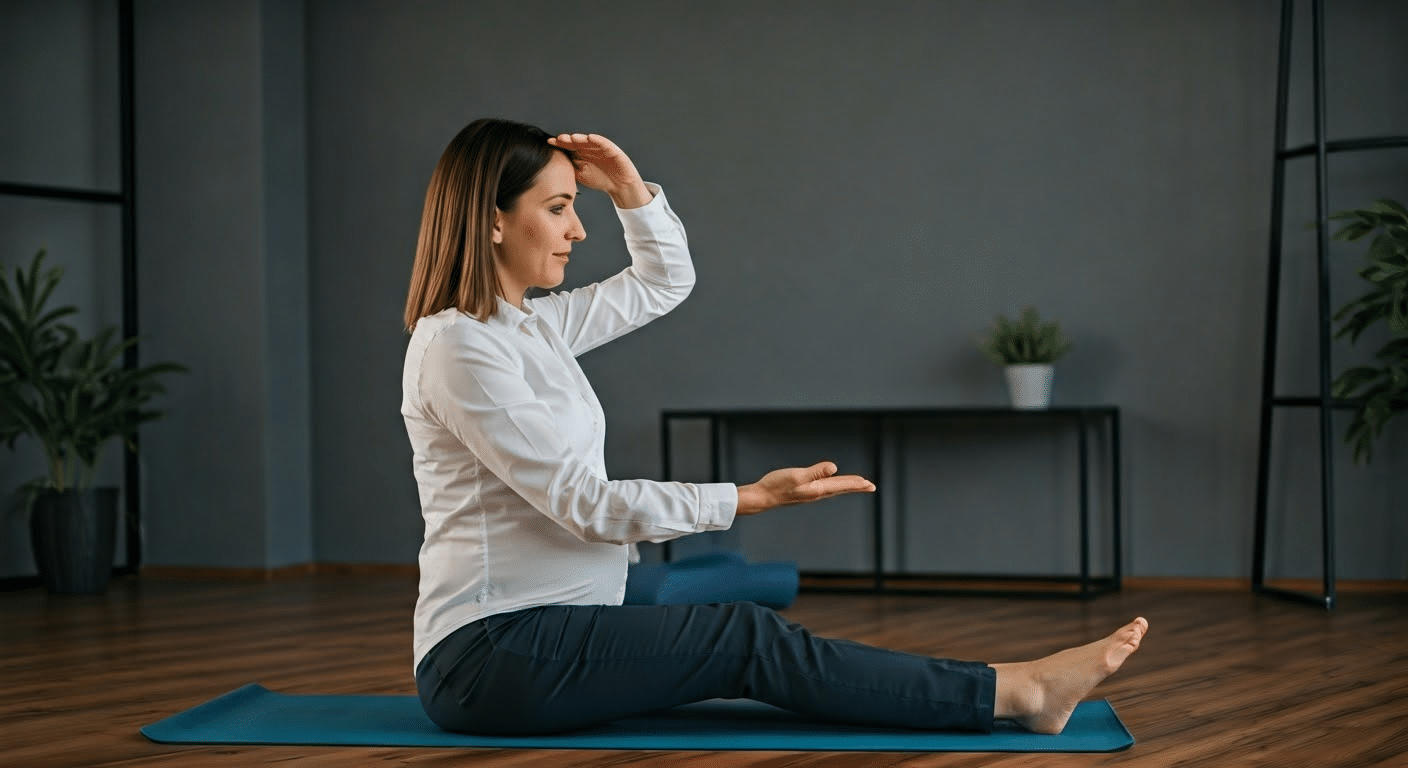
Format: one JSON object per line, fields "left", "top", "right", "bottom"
{"left": 415, "top": 601, "right": 996, "bottom": 735}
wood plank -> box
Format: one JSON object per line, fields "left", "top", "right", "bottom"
{"left": 2, "top": 574, "right": 1407, "bottom": 766}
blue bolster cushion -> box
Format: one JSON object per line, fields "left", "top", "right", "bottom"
{"left": 625, "top": 551, "right": 800, "bottom": 610}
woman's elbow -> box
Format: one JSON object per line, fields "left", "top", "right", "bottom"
{"left": 668, "top": 277, "right": 694, "bottom": 308}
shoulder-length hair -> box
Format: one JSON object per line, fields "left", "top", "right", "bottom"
{"left": 404, "top": 118, "right": 565, "bottom": 330}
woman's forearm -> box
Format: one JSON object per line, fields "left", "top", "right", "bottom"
{"left": 609, "top": 181, "right": 653, "bottom": 210}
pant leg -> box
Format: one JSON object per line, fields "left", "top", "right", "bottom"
{"left": 417, "top": 601, "right": 995, "bottom": 736}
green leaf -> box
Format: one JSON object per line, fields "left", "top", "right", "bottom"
{"left": 1391, "top": 283, "right": 1408, "bottom": 336}
{"left": 1335, "top": 304, "right": 1386, "bottom": 344}
{"left": 1331, "top": 365, "right": 1382, "bottom": 399}
{"left": 1368, "top": 232, "right": 1399, "bottom": 264}
{"left": 1333, "top": 221, "right": 1375, "bottom": 242}
{"left": 1370, "top": 198, "right": 1408, "bottom": 224}
{"left": 1375, "top": 337, "right": 1408, "bottom": 362}
{"left": 1365, "top": 394, "right": 1392, "bottom": 430}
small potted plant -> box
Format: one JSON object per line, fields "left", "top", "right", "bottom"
{"left": 0, "top": 249, "right": 186, "bottom": 593}
{"left": 1327, "top": 198, "right": 1408, "bottom": 464}
{"left": 975, "top": 306, "right": 1073, "bottom": 409}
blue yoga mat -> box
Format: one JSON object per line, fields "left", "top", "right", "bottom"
{"left": 142, "top": 684, "right": 1134, "bottom": 752}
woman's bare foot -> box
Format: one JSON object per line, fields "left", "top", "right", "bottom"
{"left": 991, "top": 617, "right": 1149, "bottom": 734}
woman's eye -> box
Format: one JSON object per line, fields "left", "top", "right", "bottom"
{"left": 550, "top": 206, "right": 565, "bottom": 215}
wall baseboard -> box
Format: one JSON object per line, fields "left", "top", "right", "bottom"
{"left": 1123, "top": 577, "right": 1408, "bottom": 594}
{"left": 139, "top": 562, "right": 415, "bottom": 580}
{"left": 135, "top": 564, "right": 1408, "bottom": 594}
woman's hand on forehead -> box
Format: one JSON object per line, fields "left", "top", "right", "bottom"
{"left": 547, "top": 133, "right": 652, "bottom": 209}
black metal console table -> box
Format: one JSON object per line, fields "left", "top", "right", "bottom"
{"left": 660, "top": 406, "right": 1122, "bottom": 598}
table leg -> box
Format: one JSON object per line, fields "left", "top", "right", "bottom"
{"left": 1112, "top": 410, "right": 1123, "bottom": 588}
{"left": 1078, "top": 412, "right": 1091, "bottom": 595}
{"left": 894, "top": 418, "right": 907, "bottom": 574}
{"left": 872, "top": 416, "right": 885, "bottom": 592}
{"left": 661, "top": 414, "right": 674, "bottom": 562}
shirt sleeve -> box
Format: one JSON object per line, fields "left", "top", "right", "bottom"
{"left": 530, "top": 182, "right": 695, "bottom": 357}
{"left": 419, "top": 326, "right": 737, "bottom": 544}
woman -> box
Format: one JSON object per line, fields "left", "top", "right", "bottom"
{"left": 402, "top": 118, "right": 1148, "bottom": 736}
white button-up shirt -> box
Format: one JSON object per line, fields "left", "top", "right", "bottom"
{"left": 402, "top": 183, "right": 738, "bottom": 667}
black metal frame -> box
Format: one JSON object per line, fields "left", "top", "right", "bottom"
{"left": 1252, "top": 0, "right": 1408, "bottom": 610}
{"left": 0, "top": 0, "right": 139, "bottom": 591}
{"left": 661, "top": 406, "right": 1122, "bottom": 599}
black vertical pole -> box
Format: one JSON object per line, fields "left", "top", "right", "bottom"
{"left": 1310, "top": 0, "right": 1337, "bottom": 610}
{"left": 1253, "top": 0, "right": 1296, "bottom": 592}
{"left": 118, "top": 0, "right": 141, "bottom": 575}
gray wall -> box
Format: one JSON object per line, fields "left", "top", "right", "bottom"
{"left": 131, "top": 0, "right": 314, "bottom": 569}
{"left": 3, "top": 0, "right": 1405, "bottom": 580}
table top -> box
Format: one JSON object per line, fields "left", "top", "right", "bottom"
{"left": 662, "top": 405, "right": 1118, "bottom": 418}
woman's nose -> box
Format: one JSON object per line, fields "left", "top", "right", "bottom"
{"left": 568, "top": 213, "right": 586, "bottom": 242}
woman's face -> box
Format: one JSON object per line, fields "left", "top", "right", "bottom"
{"left": 493, "top": 150, "right": 586, "bottom": 304}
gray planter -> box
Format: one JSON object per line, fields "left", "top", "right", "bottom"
{"left": 29, "top": 488, "right": 119, "bottom": 594}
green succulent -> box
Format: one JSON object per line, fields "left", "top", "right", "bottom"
{"left": 1327, "top": 198, "right": 1408, "bottom": 465}
{"left": 0, "top": 249, "right": 187, "bottom": 493}
{"left": 976, "top": 306, "right": 1072, "bottom": 365}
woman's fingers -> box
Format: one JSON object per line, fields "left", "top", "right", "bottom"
{"left": 789, "top": 461, "right": 873, "bottom": 500}
{"left": 548, "top": 134, "right": 629, "bottom": 169}
{"left": 548, "top": 133, "right": 621, "bottom": 157}
{"left": 798, "top": 473, "right": 876, "bottom": 500}
{"left": 769, "top": 463, "right": 875, "bottom": 503}
{"left": 738, "top": 463, "right": 876, "bottom": 515}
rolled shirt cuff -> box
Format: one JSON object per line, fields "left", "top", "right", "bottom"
{"left": 696, "top": 482, "right": 738, "bottom": 531}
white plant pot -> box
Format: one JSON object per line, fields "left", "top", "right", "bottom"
{"left": 1004, "top": 364, "right": 1054, "bottom": 409}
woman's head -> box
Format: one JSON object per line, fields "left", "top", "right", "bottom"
{"left": 404, "top": 118, "right": 582, "bottom": 330}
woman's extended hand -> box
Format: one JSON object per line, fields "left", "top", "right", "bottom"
{"left": 735, "top": 462, "right": 877, "bottom": 517}
{"left": 547, "top": 133, "right": 652, "bottom": 209}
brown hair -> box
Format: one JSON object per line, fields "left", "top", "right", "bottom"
{"left": 404, "top": 118, "right": 566, "bottom": 330}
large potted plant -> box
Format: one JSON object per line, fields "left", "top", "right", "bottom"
{"left": 0, "top": 249, "right": 185, "bottom": 593}
{"left": 1327, "top": 199, "right": 1408, "bottom": 464}
{"left": 976, "top": 306, "right": 1073, "bottom": 409}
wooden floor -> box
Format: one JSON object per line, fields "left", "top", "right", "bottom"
{"left": 4, "top": 574, "right": 1408, "bottom": 767}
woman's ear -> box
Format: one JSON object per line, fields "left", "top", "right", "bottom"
{"left": 492, "top": 209, "right": 505, "bottom": 245}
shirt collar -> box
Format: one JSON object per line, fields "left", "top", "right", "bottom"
{"left": 488, "top": 296, "right": 537, "bottom": 332}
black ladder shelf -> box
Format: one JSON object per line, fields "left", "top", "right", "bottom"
{"left": 1252, "top": 0, "right": 1408, "bottom": 610}
{"left": 0, "top": 0, "right": 141, "bottom": 589}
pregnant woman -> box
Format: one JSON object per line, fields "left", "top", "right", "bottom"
{"left": 401, "top": 118, "right": 1148, "bottom": 736}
